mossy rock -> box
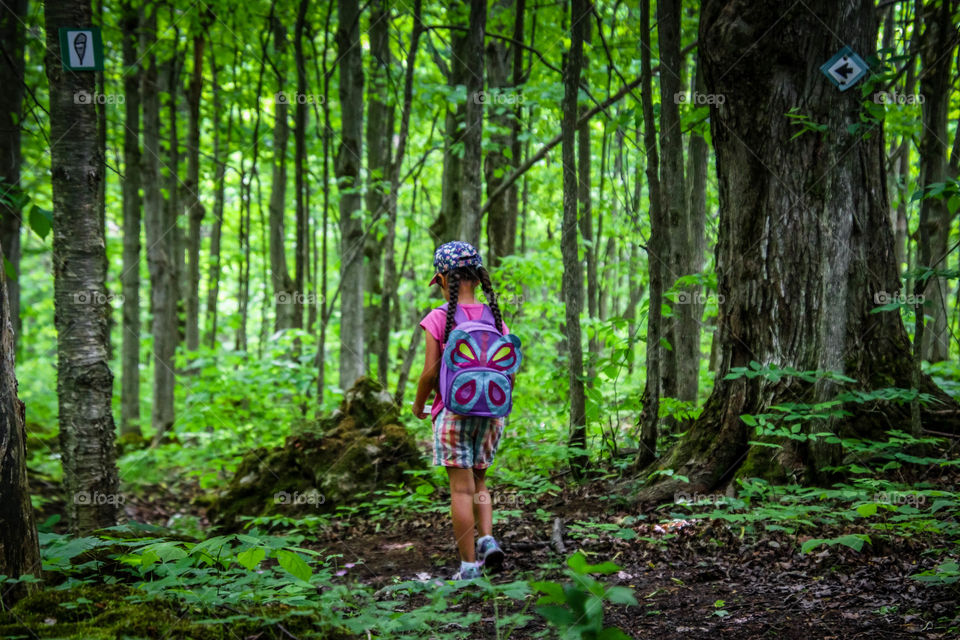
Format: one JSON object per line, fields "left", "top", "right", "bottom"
{"left": 0, "top": 584, "right": 354, "bottom": 639}
{"left": 208, "top": 377, "right": 424, "bottom": 530}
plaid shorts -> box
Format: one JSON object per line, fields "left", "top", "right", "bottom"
{"left": 432, "top": 409, "right": 506, "bottom": 469}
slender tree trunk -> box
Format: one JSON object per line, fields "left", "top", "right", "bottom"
{"left": 562, "top": 0, "right": 587, "bottom": 474}
{"left": 365, "top": 0, "right": 393, "bottom": 371}
{"left": 0, "top": 237, "right": 40, "bottom": 607}
{"left": 378, "top": 0, "right": 422, "bottom": 388}
{"left": 916, "top": 0, "right": 957, "bottom": 363}
{"left": 294, "top": 0, "right": 311, "bottom": 333}
{"left": 184, "top": 33, "right": 205, "bottom": 352}
{"left": 636, "top": 0, "right": 664, "bottom": 468}
{"left": 120, "top": 0, "right": 142, "bottom": 437}
{"left": 579, "top": 15, "right": 597, "bottom": 385}
{"left": 45, "top": 0, "right": 120, "bottom": 532}
{"left": 639, "top": 0, "right": 960, "bottom": 502}
{"left": 0, "top": 0, "right": 27, "bottom": 355}
{"left": 458, "top": 0, "right": 486, "bottom": 245}
{"left": 269, "top": 18, "right": 296, "bottom": 332}
{"left": 205, "top": 50, "right": 231, "bottom": 349}
{"left": 336, "top": 0, "right": 366, "bottom": 388}
{"left": 484, "top": 0, "right": 522, "bottom": 268}
{"left": 143, "top": 8, "right": 177, "bottom": 439}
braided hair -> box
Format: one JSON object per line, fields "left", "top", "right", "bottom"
{"left": 441, "top": 265, "right": 505, "bottom": 344}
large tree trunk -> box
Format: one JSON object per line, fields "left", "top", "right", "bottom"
{"left": 916, "top": 0, "right": 957, "bottom": 363}
{"left": 637, "top": 0, "right": 960, "bottom": 503}
{"left": 120, "top": 0, "right": 142, "bottom": 437}
{"left": 336, "top": 0, "right": 366, "bottom": 388}
{"left": 0, "top": 0, "right": 27, "bottom": 356}
{"left": 294, "top": 0, "right": 311, "bottom": 334}
{"left": 458, "top": 0, "right": 486, "bottom": 246}
{"left": 561, "top": 0, "right": 587, "bottom": 474}
{"left": 0, "top": 237, "right": 40, "bottom": 607}
{"left": 45, "top": 0, "right": 120, "bottom": 532}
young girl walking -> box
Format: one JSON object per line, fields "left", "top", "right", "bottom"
{"left": 412, "top": 241, "right": 516, "bottom": 580}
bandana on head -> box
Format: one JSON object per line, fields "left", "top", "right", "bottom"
{"left": 429, "top": 241, "right": 483, "bottom": 286}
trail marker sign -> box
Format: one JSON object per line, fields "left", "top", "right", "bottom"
{"left": 820, "top": 46, "right": 867, "bottom": 91}
{"left": 59, "top": 28, "right": 103, "bottom": 71}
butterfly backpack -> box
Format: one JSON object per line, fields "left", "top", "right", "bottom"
{"left": 438, "top": 303, "right": 522, "bottom": 418}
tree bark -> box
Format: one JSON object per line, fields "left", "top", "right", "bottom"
{"left": 484, "top": 0, "right": 522, "bottom": 268}
{"left": 143, "top": 7, "right": 177, "bottom": 440}
{"left": 45, "top": 0, "right": 120, "bottom": 532}
{"left": 916, "top": 0, "right": 957, "bottom": 363}
{"left": 636, "top": 0, "right": 664, "bottom": 468}
{"left": 0, "top": 0, "right": 27, "bottom": 355}
{"left": 336, "top": 0, "right": 366, "bottom": 388}
{"left": 120, "top": 0, "right": 142, "bottom": 437}
{"left": 561, "top": 0, "right": 587, "bottom": 474}
{"left": 294, "top": 0, "right": 310, "bottom": 333}
{"left": 269, "top": 17, "right": 296, "bottom": 332}
{"left": 458, "top": 0, "right": 486, "bottom": 246}
{"left": 637, "top": 0, "right": 960, "bottom": 503}
{"left": 184, "top": 32, "right": 205, "bottom": 352}
{"left": 0, "top": 237, "right": 40, "bottom": 607}
{"left": 204, "top": 48, "right": 230, "bottom": 349}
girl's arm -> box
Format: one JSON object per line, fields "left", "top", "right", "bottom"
{"left": 412, "top": 332, "right": 441, "bottom": 419}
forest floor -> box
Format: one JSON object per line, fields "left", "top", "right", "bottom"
{"left": 101, "top": 473, "right": 960, "bottom": 640}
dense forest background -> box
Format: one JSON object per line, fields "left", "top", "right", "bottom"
{"left": 1, "top": 0, "right": 960, "bottom": 637}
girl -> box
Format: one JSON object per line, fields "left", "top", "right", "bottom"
{"left": 412, "top": 241, "right": 513, "bottom": 580}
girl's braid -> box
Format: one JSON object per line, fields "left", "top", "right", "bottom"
{"left": 478, "top": 267, "right": 505, "bottom": 335}
{"left": 442, "top": 269, "right": 461, "bottom": 344}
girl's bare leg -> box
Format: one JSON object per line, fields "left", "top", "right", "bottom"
{"left": 472, "top": 467, "right": 493, "bottom": 538}
{"left": 447, "top": 467, "right": 477, "bottom": 562}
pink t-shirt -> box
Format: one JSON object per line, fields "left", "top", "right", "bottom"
{"left": 419, "top": 303, "right": 509, "bottom": 420}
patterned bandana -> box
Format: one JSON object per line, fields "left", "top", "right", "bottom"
{"left": 429, "top": 241, "right": 483, "bottom": 286}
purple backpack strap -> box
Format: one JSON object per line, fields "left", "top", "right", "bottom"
{"left": 437, "top": 302, "right": 495, "bottom": 328}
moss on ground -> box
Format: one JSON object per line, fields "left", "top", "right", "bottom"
{"left": 208, "top": 377, "right": 424, "bottom": 530}
{"left": 0, "top": 584, "right": 355, "bottom": 639}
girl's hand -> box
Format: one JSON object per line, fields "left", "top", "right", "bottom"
{"left": 412, "top": 402, "right": 428, "bottom": 420}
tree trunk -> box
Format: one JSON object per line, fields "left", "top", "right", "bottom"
{"left": 578, "top": 15, "right": 597, "bottom": 385}
{"left": 0, "top": 0, "right": 27, "bottom": 355}
{"left": 916, "top": 0, "right": 957, "bottom": 363}
{"left": 458, "top": 0, "right": 486, "bottom": 246}
{"left": 184, "top": 33, "right": 205, "bottom": 352}
{"left": 484, "top": 0, "right": 522, "bottom": 269}
{"left": 120, "top": 0, "right": 142, "bottom": 437}
{"left": 637, "top": 0, "right": 960, "bottom": 503}
{"left": 365, "top": 0, "right": 393, "bottom": 372}
{"left": 294, "top": 0, "right": 311, "bottom": 334}
{"left": 336, "top": 0, "right": 366, "bottom": 389}
{"left": 205, "top": 50, "right": 230, "bottom": 349}
{"left": 0, "top": 237, "right": 40, "bottom": 607}
{"left": 269, "top": 18, "right": 296, "bottom": 332}
{"left": 561, "top": 0, "right": 587, "bottom": 474}
{"left": 636, "top": 0, "right": 664, "bottom": 468}
{"left": 45, "top": 0, "right": 120, "bottom": 532}
{"left": 143, "top": 7, "right": 177, "bottom": 440}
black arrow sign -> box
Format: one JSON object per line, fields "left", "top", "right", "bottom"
{"left": 834, "top": 61, "right": 854, "bottom": 80}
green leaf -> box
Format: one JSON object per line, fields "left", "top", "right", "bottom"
{"left": 236, "top": 547, "right": 265, "bottom": 571}
{"left": 28, "top": 206, "right": 52, "bottom": 240}
{"left": 856, "top": 503, "right": 878, "bottom": 517}
{"left": 3, "top": 257, "right": 16, "bottom": 281}
{"left": 276, "top": 549, "right": 312, "bottom": 582}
